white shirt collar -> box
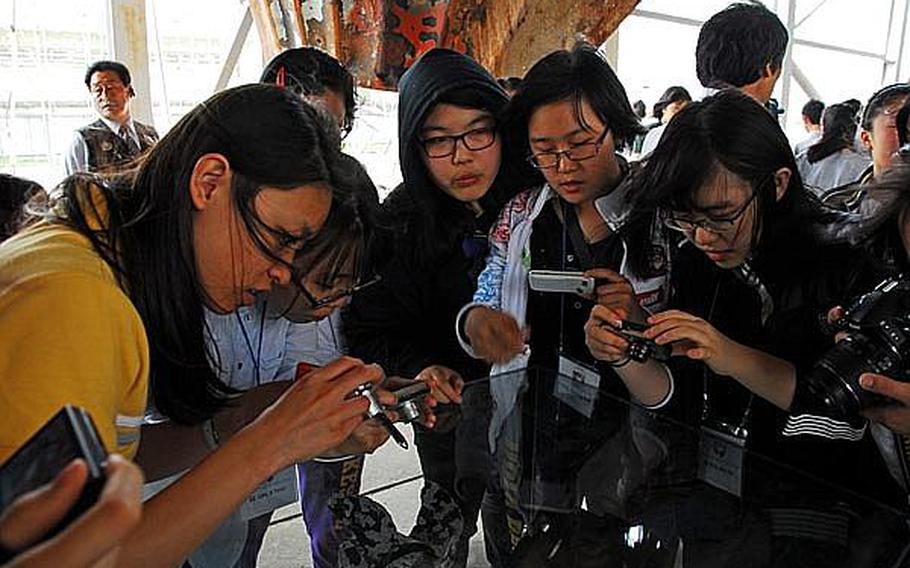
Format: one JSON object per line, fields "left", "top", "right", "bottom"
{"left": 100, "top": 116, "right": 137, "bottom": 141}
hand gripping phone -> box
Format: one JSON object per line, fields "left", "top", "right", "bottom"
{"left": 0, "top": 406, "right": 107, "bottom": 538}
{"left": 528, "top": 270, "right": 596, "bottom": 295}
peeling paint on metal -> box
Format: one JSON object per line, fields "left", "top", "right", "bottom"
{"left": 304, "top": 0, "right": 325, "bottom": 22}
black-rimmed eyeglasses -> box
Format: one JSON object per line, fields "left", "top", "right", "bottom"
{"left": 527, "top": 129, "right": 609, "bottom": 170}
{"left": 420, "top": 127, "right": 497, "bottom": 158}
{"left": 663, "top": 191, "right": 759, "bottom": 235}
{"left": 298, "top": 275, "right": 382, "bottom": 309}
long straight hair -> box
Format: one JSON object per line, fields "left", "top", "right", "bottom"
{"left": 806, "top": 103, "right": 858, "bottom": 164}
{"left": 47, "top": 84, "right": 355, "bottom": 424}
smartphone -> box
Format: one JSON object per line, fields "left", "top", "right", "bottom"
{"left": 528, "top": 270, "right": 595, "bottom": 295}
{"left": 0, "top": 406, "right": 107, "bottom": 538}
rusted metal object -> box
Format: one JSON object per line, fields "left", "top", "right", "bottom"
{"left": 252, "top": 0, "right": 639, "bottom": 89}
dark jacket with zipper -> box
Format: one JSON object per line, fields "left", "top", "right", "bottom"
{"left": 658, "top": 236, "right": 904, "bottom": 507}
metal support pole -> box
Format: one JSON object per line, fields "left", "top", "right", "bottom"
{"left": 106, "top": 0, "right": 153, "bottom": 125}
{"left": 603, "top": 29, "right": 620, "bottom": 71}
{"left": 791, "top": 62, "right": 821, "bottom": 100}
{"left": 215, "top": 7, "right": 254, "bottom": 93}
{"left": 882, "top": 0, "right": 898, "bottom": 84}
{"left": 780, "top": 0, "right": 797, "bottom": 124}
{"left": 897, "top": 0, "right": 910, "bottom": 81}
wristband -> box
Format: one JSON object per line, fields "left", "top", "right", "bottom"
{"left": 608, "top": 356, "right": 632, "bottom": 368}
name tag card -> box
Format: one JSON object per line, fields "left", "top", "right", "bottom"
{"left": 240, "top": 466, "right": 298, "bottom": 521}
{"left": 555, "top": 355, "right": 601, "bottom": 418}
{"left": 697, "top": 427, "right": 746, "bottom": 498}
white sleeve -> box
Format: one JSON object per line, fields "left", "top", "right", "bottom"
{"left": 64, "top": 131, "right": 89, "bottom": 176}
{"left": 638, "top": 363, "right": 675, "bottom": 410}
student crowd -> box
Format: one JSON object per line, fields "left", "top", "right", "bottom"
{"left": 2, "top": 3, "right": 910, "bottom": 567}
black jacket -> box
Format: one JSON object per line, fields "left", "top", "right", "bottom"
{"left": 659, "top": 238, "right": 903, "bottom": 505}
{"left": 343, "top": 49, "right": 511, "bottom": 382}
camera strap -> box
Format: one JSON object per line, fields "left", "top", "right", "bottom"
{"left": 698, "top": 276, "right": 753, "bottom": 498}
{"left": 550, "top": 200, "right": 601, "bottom": 388}
{"left": 558, "top": 200, "right": 595, "bottom": 271}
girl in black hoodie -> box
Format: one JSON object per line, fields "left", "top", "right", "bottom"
{"left": 343, "top": 48, "right": 519, "bottom": 566}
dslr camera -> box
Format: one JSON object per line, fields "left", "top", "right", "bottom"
{"left": 802, "top": 276, "right": 910, "bottom": 419}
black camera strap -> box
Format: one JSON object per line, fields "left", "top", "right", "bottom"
{"left": 702, "top": 276, "right": 755, "bottom": 439}
{"left": 546, "top": 199, "right": 596, "bottom": 357}
{"left": 559, "top": 201, "right": 596, "bottom": 271}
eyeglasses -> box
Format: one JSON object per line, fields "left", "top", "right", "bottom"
{"left": 420, "top": 127, "right": 497, "bottom": 158}
{"left": 663, "top": 191, "right": 758, "bottom": 235}
{"left": 297, "top": 274, "right": 382, "bottom": 309}
{"left": 527, "top": 129, "right": 609, "bottom": 170}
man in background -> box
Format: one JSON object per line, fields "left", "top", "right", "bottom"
{"left": 65, "top": 60, "right": 158, "bottom": 175}
{"left": 695, "top": 2, "right": 788, "bottom": 106}
{"left": 794, "top": 99, "right": 825, "bottom": 156}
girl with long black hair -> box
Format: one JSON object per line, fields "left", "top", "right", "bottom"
{"left": 586, "top": 89, "right": 904, "bottom": 566}
{"left": 796, "top": 102, "right": 869, "bottom": 194}
{"left": 0, "top": 84, "right": 385, "bottom": 567}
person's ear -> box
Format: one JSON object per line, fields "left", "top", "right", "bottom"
{"left": 189, "top": 154, "right": 232, "bottom": 211}
{"left": 127, "top": 85, "right": 135, "bottom": 97}
{"left": 773, "top": 167, "right": 792, "bottom": 202}
{"left": 861, "top": 129, "right": 874, "bottom": 151}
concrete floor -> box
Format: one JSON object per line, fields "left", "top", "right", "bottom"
{"left": 257, "top": 427, "right": 489, "bottom": 567}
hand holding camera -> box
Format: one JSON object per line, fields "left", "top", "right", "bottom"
{"left": 585, "top": 268, "right": 649, "bottom": 323}
{"left": 803, "top": 276, "right": 910, "bottom": 420}
{"left": 255, "top": 357, "right": 383, "bottom": 469}
{"left": 642, "top": 310, "right": 741, "bottom": 373}
{"left": 855, "top": 374, "right": 910, "bottom": 435}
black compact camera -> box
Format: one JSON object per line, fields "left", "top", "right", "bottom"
{"left": 0, "top": 406, "right": 107, "bottom": 541}
{"left": 802, "top": 277, "right": 910, "bottom": 419}
{"left": 602, "top": 320, "right": 672, "bottom": 363}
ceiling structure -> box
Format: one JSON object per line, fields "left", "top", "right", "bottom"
{"left": 248, "top": 0, "right": 640, "bottom": 89}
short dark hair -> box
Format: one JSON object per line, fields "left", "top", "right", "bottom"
{"left": 861, "top": 83, "right": 910, "bottom": 131}
{"left": 654, "top": 86, "right": 693, "bottom": 121}
{"left": 261, "top": 47, "right": 356, "bottom": 137}
{"left": 503, "top": 43, "right": 643, "bottom": 186}
{"left": 84, "top": 60, "right": 132, "bottom": 88}
{"left": 696, "top": 3, "right": 788, "bottom": 89}
{"left": 802, "top": 99, "right": 825, "bottom": 125}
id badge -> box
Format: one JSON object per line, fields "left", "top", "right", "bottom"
{"left": 240, "top": 466, "right": 298, "bottom": 521}
{"left": 555, "top": 354, "right": 601, "bottom": 418}
{"left": 697, "top": 426, "right": 747, "bottom": 498}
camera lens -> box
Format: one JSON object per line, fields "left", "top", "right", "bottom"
{"left": 802, "top": 333, "right": 904, "bottom": 419}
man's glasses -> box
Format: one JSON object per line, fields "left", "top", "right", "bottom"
{"left": 527, "top": 129, "right": 609, "bottom": 170}
{"left": 297, "top": 275, "right": 382, "bottom": 309}
{"left": 663, "top": 191, "right": 758, "bottom": 235}
{"left": 420, "top": 127, "right": 497, "bottom": 158}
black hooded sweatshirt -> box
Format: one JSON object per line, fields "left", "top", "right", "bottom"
{"left": 343, "top": 49, "right": 515, "bottom": 382}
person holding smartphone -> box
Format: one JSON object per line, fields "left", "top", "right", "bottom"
{"left": 451, "top": 44, "right": 672, "bottom": 564}
{"left": 0, "top": 457, "right": 142, "bottom": 568}
{"left": 457, "top": 43, "right": 673, "bottom": 411}
{"left": 0, "top": 84, "right": 388, "bottom": 568}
